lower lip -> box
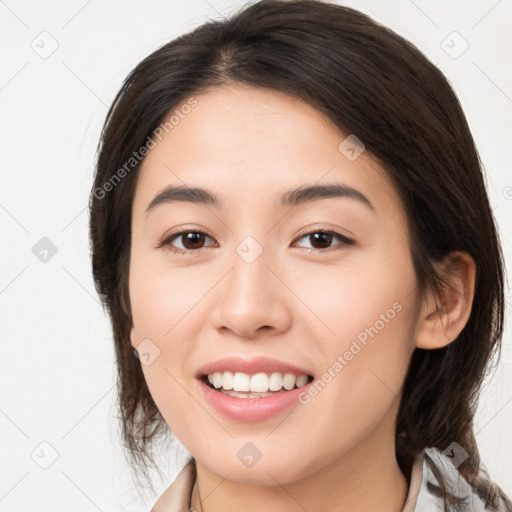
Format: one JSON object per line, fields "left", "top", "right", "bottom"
{"left": 196, "top": 378, "right": 312, "bottom": 422}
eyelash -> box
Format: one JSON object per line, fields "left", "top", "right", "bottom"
{"left": 157, "top": 228, "right": 355, "bottom": 254}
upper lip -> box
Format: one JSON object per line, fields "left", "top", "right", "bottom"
{"left": 196, "top": 356, "right": 314, "bottom": 378}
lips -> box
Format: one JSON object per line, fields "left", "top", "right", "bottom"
{"left": 195, "top": 356, "right": 314, "bottom": 379}
{"left": 196, "top": 373, "right": 315, "bottom": 422}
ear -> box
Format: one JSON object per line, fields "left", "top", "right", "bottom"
{"left": 416, "top": 251, "right": 476, "bottom": 349}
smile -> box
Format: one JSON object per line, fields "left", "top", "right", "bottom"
{"left": 197, "top": 372, "right": 315, "bottom": 422}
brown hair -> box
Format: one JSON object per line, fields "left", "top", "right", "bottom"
{"left": 89, "top": 0, "right": 510, "bottom": 508}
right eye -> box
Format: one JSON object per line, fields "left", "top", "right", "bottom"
{"left": 157, "top": 229, "right": 217, "bottom": 254}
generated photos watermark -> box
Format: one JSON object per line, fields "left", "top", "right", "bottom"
{"left": 298, "top": 301, "right": 403, "bottom": 405}
{"left": 93, "top": 97, "right": 198, "bottom": 200}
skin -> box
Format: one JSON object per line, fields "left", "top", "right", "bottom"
{"left": 129, "top": 84, "right": 476, "bottom": 511}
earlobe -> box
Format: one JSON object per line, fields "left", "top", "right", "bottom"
{"left": 416, "top": 251, "right": 476, "bottom": 350}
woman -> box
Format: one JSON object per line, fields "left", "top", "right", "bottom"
{"left": 89, "top": 1, "right": 511, "bottom": 510}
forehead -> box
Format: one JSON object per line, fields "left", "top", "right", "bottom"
{"left": 133, "top": 84, "right": 402, "bottom": 217}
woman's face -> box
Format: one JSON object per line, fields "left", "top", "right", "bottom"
{"left": 129, "top": 84, "right": 421, "bottom": 484}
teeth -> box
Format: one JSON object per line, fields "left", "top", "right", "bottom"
{"left": 207, "top": 371, "right": 310, "bottom": 392}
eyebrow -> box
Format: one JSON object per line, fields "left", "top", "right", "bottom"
{"left": 145, "top": 183, "right": 375, "bottom": 215}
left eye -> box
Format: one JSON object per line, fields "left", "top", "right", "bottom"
{"left": 158, "top": 229, "right": 354, "bottom": 253}
{"left": 293, "top": 230, "right": 354, "bottom": 251}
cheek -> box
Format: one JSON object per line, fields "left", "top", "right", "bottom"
{"left": 129, "top": 251, "right": 214, "bottom": 439}
{"left": 292, "top": 291, "right": 416, "bottom": 476}
{"left": 292, "top": 253, "right": 417, "bottom": 422}
{"left": 129, "top": 248, "right": 209, "bottom": 342}
{"left": 317, "top": 298, "right": 415, "bottom": 407}
{"left": 290, "top": 250, "right": 416, "bottom": 350}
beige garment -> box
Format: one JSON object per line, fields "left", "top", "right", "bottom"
{"left": 151, "top": 461, "right": 197, "bottom": 512}
{"left": 150, "top": 454, "right": 424, "bottom": 512}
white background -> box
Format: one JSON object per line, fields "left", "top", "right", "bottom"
{"left": 1, "top": 0, "right": 511, "bottom": 510}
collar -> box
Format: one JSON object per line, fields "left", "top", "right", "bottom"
{"left": 150, "top": 447, "right": 491, "bottom": 511}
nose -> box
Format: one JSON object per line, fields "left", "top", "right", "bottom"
{"left": 211, "top": 238, "right": 292, "bottom": 339}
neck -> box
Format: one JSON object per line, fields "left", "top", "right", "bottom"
{"left": 190, "top": 425, "right": 409, "bottom": 512}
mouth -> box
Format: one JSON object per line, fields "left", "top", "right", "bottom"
{"left": 198, "top": 372, "right": 315, "bottom": 399}
{"left": 196, "top": 369, "right": 316, "bottom": 421}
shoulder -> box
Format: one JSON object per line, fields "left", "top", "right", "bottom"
{"left": 150, "top": 460, "right": 197, "bottom": 512}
